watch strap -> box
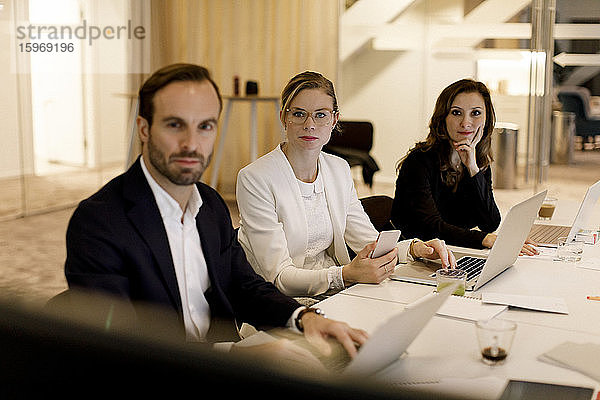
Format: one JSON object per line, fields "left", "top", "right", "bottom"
{"left": 294, "top": 307, "right": 326, "bottom": 332}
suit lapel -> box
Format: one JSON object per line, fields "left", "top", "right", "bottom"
{"left": 195, "top": 198, "right": 224, "bottom": 299}
{"left": 123, "top": 159, "right": 183, "bottom": 312}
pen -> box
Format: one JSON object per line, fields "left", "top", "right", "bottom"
{"left": 586, "top": 296, "right": 600, "bottom": 301}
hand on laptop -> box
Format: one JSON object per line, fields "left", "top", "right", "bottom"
{"left": 520, "top": 239, "right": 539, "bottom": 256}
{"left": 301, "top": 312, "right": 369, "bottom": 359}
{"left": 232, "top": 338, "right": 329, "bottom": 374}
{"left": 410, "top": 239, "right": 457, "bottom": 268}
{"left": 483, "top": 233, "right": 539, "bottom": 256}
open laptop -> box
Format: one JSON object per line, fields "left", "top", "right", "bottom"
{"left": 251, "top": 283, "right": 456, "bottom": 376}
{"left": 342, "top": 283, "right": 456, "bottom": 376}
{"left": 390, "top": 190, "right": 547, "bottom": 292}
{"left": 528, "top": 179, "right": 600, "bottom": 247}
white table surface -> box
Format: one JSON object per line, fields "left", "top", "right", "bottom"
{"left": 341, "top": 242, "right": 600, "bottom": 333}
{"left": 316, "top": 292, "right": 600, "bottom": 398}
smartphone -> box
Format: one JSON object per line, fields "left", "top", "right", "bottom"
{"left": 369, "top": 230, "right": 401, "bottom": 258}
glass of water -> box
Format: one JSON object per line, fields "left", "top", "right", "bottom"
{"left": 556, "top": 237, "right": 583, "bottom": 262}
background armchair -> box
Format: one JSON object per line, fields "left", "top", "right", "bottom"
{"left": 557, "top": 86, "right": 600, "bottom": 147}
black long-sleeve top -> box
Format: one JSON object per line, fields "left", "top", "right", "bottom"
{"left": 391, "top": 149, "right": 501, "bottom": 249}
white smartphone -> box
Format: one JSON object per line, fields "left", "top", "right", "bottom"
{"left": 369, "top": 230, "right": 401, "bottom": 258}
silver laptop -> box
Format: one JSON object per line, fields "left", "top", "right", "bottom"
{"left": 342, "top": 283, "right": 456, "bottom": 376}
{"left": 528, "top": 180, "right": 600, "bottom": 247}
{"left": 390, "top": 190, "right": 547, "bottom": 291}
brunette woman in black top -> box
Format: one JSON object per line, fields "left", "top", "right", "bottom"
{"left": 391, "top": 79, "right": 536, "bottom": 254}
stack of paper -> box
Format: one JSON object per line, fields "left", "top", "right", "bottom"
{"left": 436, "top": 295, "right": 507, "bottom": 322}
{"left": 539, "top": 341, "right": 600, "bottom": 382}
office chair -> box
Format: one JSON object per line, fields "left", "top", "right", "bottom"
{"left": 557, "top": 86, "right": 600, "bottom": 148}
{"left": 359, "top": 195, "right": 395, "bottom": 232}
{"left": 344, "top": 195, "right": 395, "bottom": 259}
{"left": 323, "top": 121, "right": 380, "bottom": 187}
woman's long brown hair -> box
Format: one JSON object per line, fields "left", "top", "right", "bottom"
{"left": 396, "top": 79, "right": 496, "bottom": 191}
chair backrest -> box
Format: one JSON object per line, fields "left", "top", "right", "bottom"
{"left": 359, "top": 195, "right": 394, "bottom": 232}
{"left": 328, "top": 121, "right": 374, "bottom": 152}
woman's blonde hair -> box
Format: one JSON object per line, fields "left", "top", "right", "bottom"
{"left": 280, "top": 71, "right": 340, "bottom": 133}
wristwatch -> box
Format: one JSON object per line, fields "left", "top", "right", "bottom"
{"left": 295, "top": 307, "right": 326, "bottom": 332}
{"left": 409, "top": 238, "right": 423, "bottom": 261}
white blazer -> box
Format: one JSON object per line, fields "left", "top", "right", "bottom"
{"left": 236, "top": 145, "right": 411, "bottom": 296}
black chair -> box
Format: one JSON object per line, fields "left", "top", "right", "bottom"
{"left": 557, "top": 86, "right": 600, "bottom": 147}
{"left": 323, "top": 121, "right": 380, "bottom": 187}
{"left": 346, "top": 195, "right": 395, "bottom": 259}
{"left": 359, "top": 195, "right": 395, "bottom": 232}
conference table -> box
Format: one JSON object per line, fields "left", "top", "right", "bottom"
{"left": 314, "top": 237, "right": 600, "bottom": 398}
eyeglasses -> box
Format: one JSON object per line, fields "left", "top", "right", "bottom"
{"left": 285, "top": 108, "right": 336, "bottom": 126}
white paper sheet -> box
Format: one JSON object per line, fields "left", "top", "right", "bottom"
{"left": 576, "top": 259, "right": 600, "bottom": 271}
{"left": 436, "top": 295, "right": 507, "bottom": 321}
{"left": 482, "top": 293, "right": 569, "bottom": 314}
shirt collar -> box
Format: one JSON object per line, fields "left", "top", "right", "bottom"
{"left": 297, "top": 167, "right": 324, "bottom": 196}
{"left": 140, "top": 155, "right": 203, "bottom": 220}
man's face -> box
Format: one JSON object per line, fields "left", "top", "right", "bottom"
{"left": 138, "top": 80, "right": 220, "bottom": 187}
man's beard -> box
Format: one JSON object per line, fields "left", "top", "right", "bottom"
{"left": 147, "top": 136, "right": 212, "bottom": 186}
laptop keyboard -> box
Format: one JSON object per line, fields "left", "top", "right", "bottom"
{"left": 528, "top": 224, "right": 571, "bottom": 245}
{"left": 455, "top": 256, "right": 486, "bottom": 281}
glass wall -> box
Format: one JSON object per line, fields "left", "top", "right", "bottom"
{"left": 1, "top": 0, "right": 148, "bottom": 220}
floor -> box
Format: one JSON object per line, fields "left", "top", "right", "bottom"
{"left": 1, "top": 149, "right": 599, "bottom": 309}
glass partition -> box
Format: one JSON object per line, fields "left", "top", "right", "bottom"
{"left": 1, "top": 0, "right": 147, "bottom": 220}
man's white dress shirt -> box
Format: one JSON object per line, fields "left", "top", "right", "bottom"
{"left": 141, "top": 157, "right": 211, "bottom": 341}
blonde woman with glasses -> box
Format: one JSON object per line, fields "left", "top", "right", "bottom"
{"left": 236, "top": 71, "right": 455, "bottom": 300}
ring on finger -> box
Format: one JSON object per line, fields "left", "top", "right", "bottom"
{"left": 384, "top": 265, "right": 388, "bottom": 273}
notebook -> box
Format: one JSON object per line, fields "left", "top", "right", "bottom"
{"left": 539, "top": 341, "right": 600, "bottom": 383}
{"left": 390, "top": 190, "right": 547, "bottom": 291}
{"left": 499, "top": 380, "right": 594, "bottom": 400}
{"left": 248, "top": 283, "right": 457, "bottom": 376}
{"left": 528, "top": 179, "right": 600, "bottom": 247}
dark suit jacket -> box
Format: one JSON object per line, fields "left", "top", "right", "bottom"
{"left": 65, "top": 158, "right": 301, "bottom": 342}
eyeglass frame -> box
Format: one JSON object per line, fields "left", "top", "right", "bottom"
{"left": 284, "top": 107, "right": 338, "bottom": 126}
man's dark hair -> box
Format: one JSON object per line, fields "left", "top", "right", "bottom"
{"left": 138, "top": 63, "right": 222, "bottom": 127}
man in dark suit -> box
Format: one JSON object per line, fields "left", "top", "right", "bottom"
{"left": 64, "top": 63, "right": 367, "bottom": 358}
